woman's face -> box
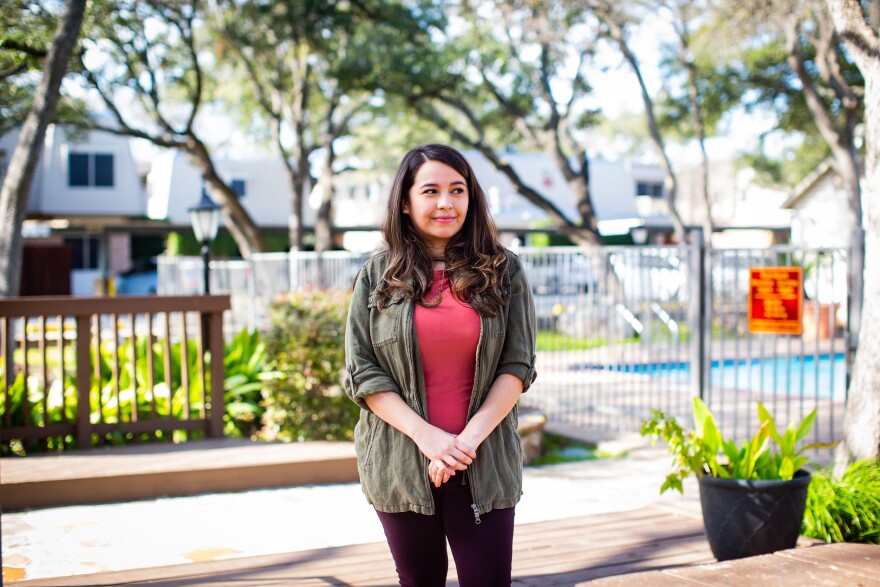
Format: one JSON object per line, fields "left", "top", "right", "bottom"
{"left": 403, "top": 160, "right": 469, "bottom": 257}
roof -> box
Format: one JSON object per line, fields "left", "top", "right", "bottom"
{"left": 782, "top": 159, "right": 835, "bottom": 209}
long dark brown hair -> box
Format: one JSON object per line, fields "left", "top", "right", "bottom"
{"left": 375, "top": 144, "right": 508, "bottom": 317}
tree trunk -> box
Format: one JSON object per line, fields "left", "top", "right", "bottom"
{"left": 835, "top": 68, "right": 880, "bottom": 469}
{"left": 278, "top": 150, "right": 307, "bottom": 251}
{"left": 833, "top": 146, "right": 863, "bottom": 232}
{"left": 0, "top": 0, "right": 87, "bottom": 296}
{"left": 826, "top": 0, "right": 880, "bottom": 470}
{"left": 314, "top": 149, "right": 335, "bottom": 252}
{"left": 185, "top": 138, "right": 266, "bottom": 258}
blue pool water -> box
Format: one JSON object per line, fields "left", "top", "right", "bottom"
{"left": 592, "top": 353, "right": 846, "bottom": 399}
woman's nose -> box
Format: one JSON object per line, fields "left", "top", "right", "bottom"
{"left": 436, "top": 193, "right": 453, "bottom": 208}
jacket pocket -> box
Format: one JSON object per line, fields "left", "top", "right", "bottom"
{"left": 368, "top": 292, "right": 401, "bottom": 348}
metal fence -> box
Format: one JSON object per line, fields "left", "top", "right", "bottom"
{"left": 157, "top": 241, "right": 853, "bottom": 447}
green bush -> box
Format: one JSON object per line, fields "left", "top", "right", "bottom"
{"left": 802, "top": 459, "right": 880, "bottom": 544}
{"left": 260, "top": 289, "right": 358, "bottom": 442}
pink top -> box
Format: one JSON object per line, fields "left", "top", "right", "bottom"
{"left": 414, "top": 270, "right": 481, "bottom": 434}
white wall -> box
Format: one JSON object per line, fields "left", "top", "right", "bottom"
{"left": 146, "top": 148, "right": 668, "bottom": 238}
{"left": 789, "top": 172, "right": 852, "bottom": 249}
{"left": 146, "top": 151, "right": 316, "bottom": 228}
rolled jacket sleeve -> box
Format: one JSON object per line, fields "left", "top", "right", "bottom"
{"left": 493, "top": 254, "right": 538, "bottom": 392}
{"left": 344, "top": 264, "right": 401, "bottom": 410}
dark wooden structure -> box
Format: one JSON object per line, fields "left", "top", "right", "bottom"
{"left": 0, "top": 295, "right": 230, "bottom": 450}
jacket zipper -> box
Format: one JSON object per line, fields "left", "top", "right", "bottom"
{"left": 466, "top": 314, "right": 487, "bottom": 525}
{"left": 471, "top": 503, "right": 482, "bottom": 525}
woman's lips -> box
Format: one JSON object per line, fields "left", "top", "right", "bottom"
{"left": 433, "top": 216, "right": 456, "bottom": 223}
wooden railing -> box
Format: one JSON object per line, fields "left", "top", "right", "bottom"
{"left": 0, "top": 295, "right": 230, "bottom": 452}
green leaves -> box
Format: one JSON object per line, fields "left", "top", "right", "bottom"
{"left": 641, "top": 397, "right": 826, "bottom": 494}
{"left": 802, "top": 460, "right": 880, "bottom": 544}
{"left": 261, "top": 290, "right": 358, "bottom": 442}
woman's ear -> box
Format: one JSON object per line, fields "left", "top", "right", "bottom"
{"left": 402, "top": 200, "right": 410, "bottom": 215}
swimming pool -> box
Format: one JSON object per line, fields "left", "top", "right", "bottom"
{"left": 589, "top": 353, "right": 847, "bottom": 399}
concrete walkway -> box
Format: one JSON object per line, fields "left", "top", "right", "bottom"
{"left": 2, "top": 439, "right": 700, "bottom": 584}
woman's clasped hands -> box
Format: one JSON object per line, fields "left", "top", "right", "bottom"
{"left": 414, "top": 426, "right": 477, "bottom": 487}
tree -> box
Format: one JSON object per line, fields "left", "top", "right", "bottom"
{"left": 0, "top": 0, "right": 87, "bottom": 297}
{"left": 212, "top": 1, "right": 413, "bottom": 251}
{"left": 825, "top": 0, "right": 880, "bottom": 468}
{"left": 78, "top": 0, "right": 265, "bottom": 258}
{"left": 693, "top": 0, "right": 863, "bottom": 224}
{"left": 1, "top": 1, "right": 55, "bottom": 136}
{"left": 408, "top": 0, "right": 604, "bottom": 246}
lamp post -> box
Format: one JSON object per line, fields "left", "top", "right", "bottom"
{"left": 188, "top": 192, "right": 220, "bottom": 295}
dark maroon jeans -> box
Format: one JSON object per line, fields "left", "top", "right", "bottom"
{"left": 375, "top": 478, "right": 516, "bottom": 587}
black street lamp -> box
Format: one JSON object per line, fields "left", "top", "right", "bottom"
{"left": 188, "top": 192, "right": 220, "bottom": 295}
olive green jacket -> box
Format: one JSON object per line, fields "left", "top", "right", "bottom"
{"left": 343, "top": 249, "right": 537, "bottom": 516}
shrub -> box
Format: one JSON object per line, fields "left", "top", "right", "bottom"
{"left": 260, "top": 289, "right": 358, "bottom": 442}
{"left": 802, "top": 459, "right": 880, "bottom": 544}
{"left": 223, "top": 328, "right": 273, "bottom": 438}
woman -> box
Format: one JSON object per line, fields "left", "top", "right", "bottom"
{"left": 344, "top": 144, "right": 537, "bottom": 586}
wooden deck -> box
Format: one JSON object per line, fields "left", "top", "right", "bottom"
{"left": 586, "top": 542, "right": 880, "bottom": 586}
{"left": 15, "top": 506, "right": 717, "bottom": 586}
{"left": 0, "top": 439, "right": 359, "bottom": 511}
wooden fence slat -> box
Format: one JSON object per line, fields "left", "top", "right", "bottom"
{"left": 112, "top": 313, "right": 121, "bottom": 424}
{"left": 209, "top": 311, "right": 224, "bottom": 438}
{"left": 91, "top": 418, "right": 206, "bottom": 436}
{"left": 58, "top": 315, "right": 67, "bottom": 425}
{"left": 21, "top": 316, "right": 29, "bottom": 429}
{"left": 130, "top": 312, "right": 137, "bottom": 423}
{"left": 94, "top": 314, "right": 103, "bottom": 424}
{"left": 2, "top": 317, "right": 10, "bottom": 428}
{"left": 163, "top": 312, "right": 172, "bottom": 419}
{"left": 39, "top": 316, "right": 48, "bottom": 430}
{"left": 147, "top": 313, "right": 156, "bottom": 419}
{"left": 75, "top": 315, "right": 92, "bottom": 449}
{"left": 197, "top": 314, "right": 206, "bottom": 420}
{"left": 0, "top": 423, "right": 77, "bottom": 441}
{"left": 180, "top": 311, "right": 190, "bottom": 422}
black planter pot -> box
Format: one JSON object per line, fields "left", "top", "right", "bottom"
{"left": 698, "top": 469, "right": 812, "bottom": 561}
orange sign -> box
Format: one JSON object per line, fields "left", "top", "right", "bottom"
{"left": 748, "top": 267, "right": 803, "bottom": 335}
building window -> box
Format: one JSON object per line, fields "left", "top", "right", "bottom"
{"left": 231, "top": 178, "right": 246, "bottom": 198}
{"left": 64, "top": 236, "right": 101, "bottom": 270}
{"left": 636, "top": 181, "right": 664, "bottom": 198}
{"left": 68, "top": 152, "right": 115, "bottom": 187}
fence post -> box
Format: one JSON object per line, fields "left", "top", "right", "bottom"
{"left": 208, "top": 309, "right": 225, "bottom": 437}
{"left": 75, "top": 315, "right": 92, "bottom": 449}
{"left": 288, "top": 248, "right": 299, "bottom": 293}
{"left": 247, "top": 258, "right": 257, "bottom": 332}
{"left": 688, "top": 229, "right": 709, "bottom": 402}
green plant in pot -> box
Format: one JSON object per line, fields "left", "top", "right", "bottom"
{"left": 641, "top": 397, "right": 830, "bottom": 561}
